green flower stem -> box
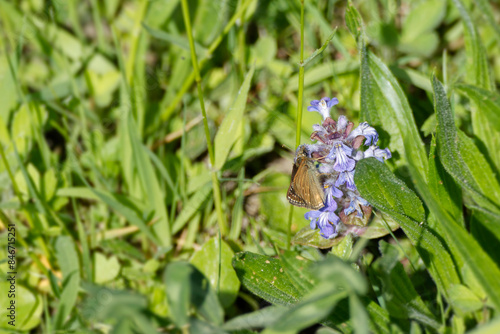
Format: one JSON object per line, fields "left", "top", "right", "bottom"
{"left": 287, "top": 0, "right": 306, "bottom": 250}
{"left": 181, "top": 0, "right": 228, "bottom": 236}
{"left": 161, "top": 0, "right": 254, "bottom": 121}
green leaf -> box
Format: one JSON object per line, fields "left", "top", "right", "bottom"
{"left": 172, "top": 182, "right": 212, "bottom": 234}
{"left": 279, "top": 251, "right": 316, "bottom": 297}
{"left": 125, "top": 113, "right": 171, "bottom": 246}
{"left": 286, "top": 59, "right": 359, "bottom": 92}
{"left": 164, "top": 262, "right": 224, "bottom": 327}
{"left": 70, "top": 179, "right": 160, "bottom": 245}
{"left": 93, "top": 252, "right": 121, "bottom": 284}
{"left": 430, "top": 77, "right": 500, "bottom": 311}
{"left": 427, "top": 135, "right": 464, "bottom": 227}
{"left": 345, "top": 1, "right": 364, "bottom": 42}
{"left": 349, "top": 294, "right": 370, "bottom": 334}
{"left": 451, "top": 0, "right": 492, "bottom": 91}
{"left": 451, "top": 0, "right": 497, "bottom": 178}
{"left": 399, "top": 0, "right": 445, "bottom": 56}
{"left": 232, "top": 252, "right": 301, "bottom": 306}
{"left": 373, "top": 241, "right": 440, "bottom": 329}
{"left": 433, "top": 77, "right": 500, "bottom": 217}
{"left": 401, "top": 0, "right": 445, "bottom": 40}
{"left": 269, "top": 287, "right": 347, "bottom": 332}
{"left": 214, "top": 66, "right": 255, "bottom": 170}
{"left": 302, "top": 28, "right": 337, "bottom": 67}
{"left": 357, "top": 211, "right": 400, "bottom": 239}
{"left": 448, "top": 285, "right": 483, "bottom": 314}
{"left": 222, "top": 306, "right": 287, "bottom": 331}
{"left": 190, "top": 238, "right": 240, "bottom": 308}
{"left": 142, "top": 23, "right": 208, "bottom": 58}
{"left": 0, "top": 283, "right": 43, "bottom": 330}
{"left": 270, "top": 257, "right": 365, "bottom": 332}
{"left": 292, "top": 226, "right": 345, "bottom": 249}
{"left": 355, "top": 158, "right": 461, "bottom": 296}
{"left": 330, "top": 233, "right": 354, "bottom": 261}
{"left": 455, "top": 83, "right": 500, "bottom": 171}
{"left": 467, "top": 317, "right": 500, "bottom": 334}
{"left": 188, "top": 317, "right": 228, "bottom": 334}
{"left": 54, "top": 236, "right": 80, "bottom": 329}
{"left": 361, "top": 46, "right": 428, "bottom": 181}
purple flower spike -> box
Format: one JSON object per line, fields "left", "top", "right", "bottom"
{"left": 335, "top": 169, "right": 356, "bottom": 191}
{"left": 292, "top": 97, "right": 393, "bottom": 241}
{"left": 347, "top": 122, "right": 379, "bottom": 146}
{"left": 344, "top": 192, "right": 370, "bottom": 218}
{"left": 307, "top": 97, "right": 339, "bottom": 120}
{"left": 305, "top": 208, "right": 340, "bottom": 239}
{"left": 336, "top": 115, "right": 348, "bottom": 131}
{"left": 327, "top": 143, "right": 356, "bottom": 172}
{"left": 364, "top": 145, "right": 392, "bottom": 162}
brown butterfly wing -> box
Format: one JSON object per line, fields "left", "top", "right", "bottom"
{"left": 299, "top": 161, "right": 325, "bottom": 210}
{"left": 287, "top": 160, "right": 308, "bottom": 207}
{"left": 287, "top": 158, "right": 325, "bottom": 210}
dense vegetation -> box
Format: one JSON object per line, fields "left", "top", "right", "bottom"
{"left": 1, "top": 0, "right": 500, "bottom": 332}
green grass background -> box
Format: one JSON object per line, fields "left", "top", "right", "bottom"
{"left": 1, "top": 0, "right": 500, "bottom": 332}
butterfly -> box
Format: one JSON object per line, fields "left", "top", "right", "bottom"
{"left": 287, "top": 145, "right": 326, "bottom": 210}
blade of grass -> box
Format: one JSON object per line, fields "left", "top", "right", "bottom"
{"left": 287, "top": 0, "right": 306, "bottom": 251}
{"left": 181, "top": 0, "right": 227, "bottom": 236}
{"left": 160, "top": 0, "right": 254, "bottom": 121}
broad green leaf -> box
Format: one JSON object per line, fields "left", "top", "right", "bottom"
{"left": 349, "top": 294, "right": 369, "bottom": 334}
{"left": 448, "top": 285, "right": 483, "bottom": 314}
{"left": 401, "top": 0, "right": 446, "bottom": 40}
{"left": 0, "top": 282, "right": 43, "bottom": 330}
{"left": 279, "top": 251, "right": 316, "bottom": 296}
{"left": 330, "top": 233, "right": 354, "bottom": 261}
{"left": 54, "top": 236, "right": 80, "bottom": 329}
{"left": 373, "top": 241, "right": 440, "bottom": 329}
{"left": 457, "top": 131, "right": 500, "bottom": 215}
{"left": 361, "top": 46, "right": 428, "bottom": 181}
{"left": 251, "top": 35, "right": 277, "bottom": 69}
{"left": 427, "top": 135, "right": 466, "bottom": 271}
{"left": 232, "top": 252, "right": 300, "bottom": 306}
{"left": 222, "top": 306, "right": 287, "bottom": 331}
{"left": 214, "top": 66, "right": 255, "bottom": 170}
{"left": 355, "top": 158, "right": 460, "bottom": 296}
{"left": 188, "top": 317, "right": 228, "bottom": 334}
{"left": 399, "top": 0, "right": 445, "bottom": 56}
{"left": 292, "top": 226, "right": 344, "bottom": 249}
{"left": 190, "top": 238, "right": 240, "bottom": 308}
{"left": 433, "top": 77, "right": 500, "bottom": 217}
{"left": 358, "top": 211, "right": 400, "bottom": 239}
{"left": 467, "top": 317, "right": 500, "bottom": 334}
{"left": 270, "top": 257, "right": 365, "bottom": 332}
{"left": 269, "top": 287, "right": 347, "bottom": 332}
{"left": 430, "top": 77, "right": 500, "bottom": 311}
{"left": 427, "top": 135, "right": 464, "bottom": 228}
{"left": 451, "top": 0, "right": 496, "bottom": 176}
{"left": 93, "top": 252, "right": 121, "bottom": 284}
{"left": 164, "top": 262, "right": 224, "bottom": 327}
{"left": 398, "top": 33, "right": 438, "bottom": 58}
{"left": 455, "top": 84, "right": 500, "bottom": 171}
